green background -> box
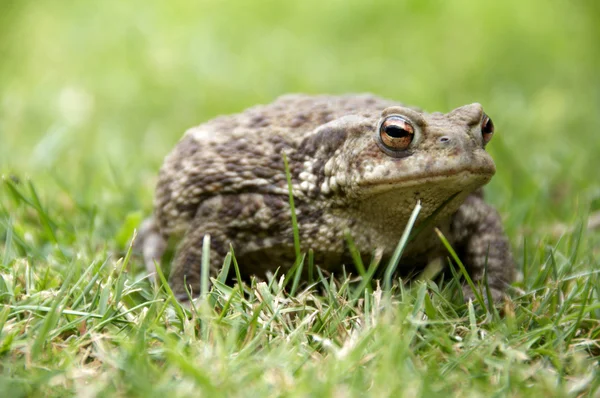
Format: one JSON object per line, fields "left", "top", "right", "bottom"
{"left": 2, "top": 0, "right": 599, "bottom": 237}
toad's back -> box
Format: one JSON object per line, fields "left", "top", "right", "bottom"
{"left": 154, "top": 94, "right": 403, "bottom": 237}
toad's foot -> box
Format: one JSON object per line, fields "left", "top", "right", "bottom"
{"left": 134, "top": 217, "right": 167, "bottom": 280}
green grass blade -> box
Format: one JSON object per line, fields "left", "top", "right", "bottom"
{"left": 201, "top": 234, "right": 211, "bottom": 299}
{"left": 435, "top": 228, "right": 486, "bottom": 309}
{"left": 2, "top": 217, "right": 14, "bottom": 267}
{"left": 216, "top": 252, "right": 232, "bottom": 285}
{"left": 230, "top": 244, "right": 244, "bottom": 298}
{"left": 345, "top": 231, "right": 366, "bottom": 277}
{"left": 31, "top": 268, "right": 75, "bottom": 359}
{"left": 283, "top": 153, "right": 301, "bottom": 259}
{"left": 289, "top": 253, "right": 306, "bottom": 297}
{"left": 384, "top": 201, "right": 421, "bottom": 291}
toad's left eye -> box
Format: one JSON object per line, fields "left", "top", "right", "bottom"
{"left": 481, "top": 114, "right": 494, "bottom": 145}
{"left": 378, "top": 116, "right": 414, "bottom": 152}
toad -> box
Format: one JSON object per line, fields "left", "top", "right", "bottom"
{"left": 138, "top": 94, "right": 514, "bottom": 301}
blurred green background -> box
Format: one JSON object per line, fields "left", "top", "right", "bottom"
{"left": 1, "top": 0, "right": 599, "bottom": 240}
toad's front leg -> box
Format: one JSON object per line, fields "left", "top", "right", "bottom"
{"left": 450, "top": 193, "right": 515, "bottom": 303}
{"left": 168, "top": 193, "right": 290, "bottom": 300}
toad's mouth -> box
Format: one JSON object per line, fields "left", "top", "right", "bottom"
{"left": 358, "top": 167, "right": 495, "bottom": 194}
{"left": 355, "top": 169, "right": 493, "bottom": 224}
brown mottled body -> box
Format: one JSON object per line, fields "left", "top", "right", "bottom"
{"left": 141, "top": 94, "right": 514, "bottom": 301}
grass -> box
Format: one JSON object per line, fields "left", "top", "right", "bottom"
{"left": 1, "top": 0, "right": 600, "bottom": 396}
{"left": 1, "top": 177, "right": 599, "bottom": 397}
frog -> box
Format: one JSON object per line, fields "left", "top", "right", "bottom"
{"left": 137, "top": 94, "right": 514, "bottom": 302}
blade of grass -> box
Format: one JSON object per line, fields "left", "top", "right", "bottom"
{"left": 0, "top": 305, "right": 11, "bottom": 333}
{"left": 201, "top": 234, "right": 211, "bottom": 299}
{"left": 2, "top": 216, "right": 14, "bottom": 267}
{"left": 522, "top": 236, "right": 528, "bottom": 284}
{"left": 351, "top": 255, "right": 381, "bottom": 302}
{"left": 564, "top": 275, "right": 593, "bottom": 347}
{"left": 568, "top": 221, "right": 584, "bottom": 266}
{"left": 71, "top": 258, "right": 110, "bottom": 309}
{"left": 31, "top": 267, "right": 75, "bottom": 359}
{"left": 290, "top": 253, "right": 306, "bottom": 297}
{"left": 345, "top": 231, "right": 366, "bottom": 277}
{"left": 467, "top": 299, "right": 477, "bottom": 339}
{"left": 2, "top": 176, "right": 34, "bottom": 207}
{"left": 0, "top": 217, "right": 40, "bottom": 258}
{"left": 216, "top": 252, "right": 232, "bottom": 285}
{"left": 9, "top": 305, "right": 104, "bottom": 318}
{"left": 209, "top": 252, "right": 233, "bottom": 308}
{"left": 307, "top": 249, "right": 314, "bottom": 284}
{"left": 408, "top": 192, "right": 459, "bottom": 243}
{"left": 282, "top": 253, "right": 306, "bottom": 293}
{"left": 88, "top": 300, "right": 164, "bottom": 333}
{"left": 384, "top": 201, "right": 421, "bottom": 291}
{"left": 483, "top": 247, "right": 500, "bottom": 320}
{"left": 153, "top": 258, "right": 186, "bottom": 323}
{"left": 532, "top": 251, "right": 554, "bottom": 290}
{"left": 435, "top": 228, "right": 486, "bottom": 309}
{"left": 412, "top": 282, "right": 428, "bottom": 318}
{"left": 27, "top": 180, "right": 60, "bottom": 247}
{"left": 230, "top": 244, "right": 244, "bottom": 298}
{"left": 114, "top": 230, "right": 137, "bottom": 305}
{"left": 283, "top": 153, "right": 301, "bottom": 259}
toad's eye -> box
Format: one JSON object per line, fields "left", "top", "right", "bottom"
{"left": 481, "top": 114, "right": 494, "bottom": 145}
{"left": 379, "top": 116, "right": 414, "bottom": 151}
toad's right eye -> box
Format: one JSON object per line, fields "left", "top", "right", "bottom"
{"left": 378, "top": 115, "right": 414, "bottom": 152}
{"left": 481, "top": 114, "right": 494, "bottom": 145}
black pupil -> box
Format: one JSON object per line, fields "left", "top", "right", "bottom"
{"left": 385, "top": 125, "right": 410, "bottom": 138}
{"left": 483, "top": 117, "right": 494, "bottom": 134}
